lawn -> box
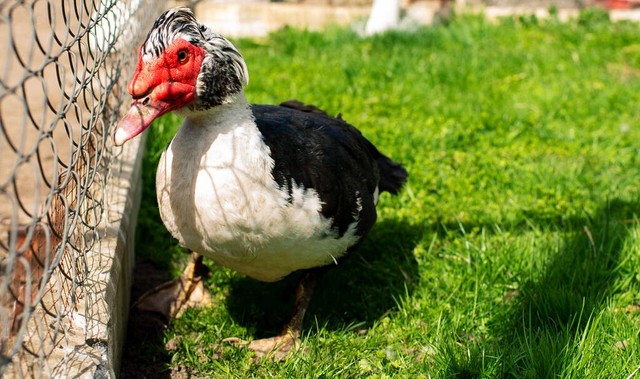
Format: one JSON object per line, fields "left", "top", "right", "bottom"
{"left": 122, "top": 9, "right": 640, "bottom": 378}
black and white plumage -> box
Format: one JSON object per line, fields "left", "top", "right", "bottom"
{"left": 114, "top": 7, "right": 407, "bottom": 356}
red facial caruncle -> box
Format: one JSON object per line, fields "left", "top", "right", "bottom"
{"left": 113, "top": 38, "right": 205, "bottom": 146}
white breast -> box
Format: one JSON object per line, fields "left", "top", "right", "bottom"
{"left": 156, "top": 101, "right": 360, "bottom": 282}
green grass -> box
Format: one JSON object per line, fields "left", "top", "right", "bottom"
{"left": 128, "top": 9, "right": 640, "bottom": 378}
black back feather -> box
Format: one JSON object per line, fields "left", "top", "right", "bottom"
{"left": 251, "top": 101, "right": 407, "bottom": 240}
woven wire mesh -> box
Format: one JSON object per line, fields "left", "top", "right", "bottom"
{"left": 0, "top": 0, "right": 163, "bottom": 376}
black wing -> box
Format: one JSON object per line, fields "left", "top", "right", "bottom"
{"left": 251, "top": 102, "right": 382, "bottom": 239}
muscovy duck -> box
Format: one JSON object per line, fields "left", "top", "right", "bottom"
{"left": 114, "top": 7, "right": 407, "bottom": 358}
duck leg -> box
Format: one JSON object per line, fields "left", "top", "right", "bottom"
{"left": 133, "top": 252, "right": 211, "bottom": 323}
{"left": 225, "top": 268, "right": 324, "bottom": 360}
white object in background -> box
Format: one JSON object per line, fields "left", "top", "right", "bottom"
{"left": 365, "top": 0, "right": 401, "bottom": 35}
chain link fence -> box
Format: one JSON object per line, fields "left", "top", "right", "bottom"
{"left": 0, "top": 0, "right": 165, "bottom": 376}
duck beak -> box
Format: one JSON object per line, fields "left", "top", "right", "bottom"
{"left": 113, "top": 98, "right": 171, "bottom": 146}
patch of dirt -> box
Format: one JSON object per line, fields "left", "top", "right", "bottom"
{"left": 119, "top": 260, "right": 174, "bottom": 379}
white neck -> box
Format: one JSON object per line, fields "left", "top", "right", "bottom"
{"left": 169, "top": 91, "right": 272, "bottom": 180}
{"left": 176, "top": 91, "right": 251, "bottom": 127}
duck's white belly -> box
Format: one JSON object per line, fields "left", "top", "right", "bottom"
{"left": 155, "top": 119, "right": 359, "bottom": 282}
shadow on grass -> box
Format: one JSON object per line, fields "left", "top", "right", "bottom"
{"left": 442, "top": 199, "right": 638, "bottom": 378}
{"left": 224, "top": 217, "right": 422, "bottom": 338}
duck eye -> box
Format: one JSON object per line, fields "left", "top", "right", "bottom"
{"left": 177, "top": 50, "right": 188, "bottom": 63}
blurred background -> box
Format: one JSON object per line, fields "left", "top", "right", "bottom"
{"left": 172, "top": 0, "right": 639, "bottom": 37}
